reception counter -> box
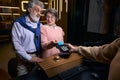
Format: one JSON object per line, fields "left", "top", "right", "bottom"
{"left": 38, "top": 53, "right": 83, "bottom": 77}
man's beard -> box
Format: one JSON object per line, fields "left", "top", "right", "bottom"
{"left": 29, "top": 13, "right": 40, "bottom": 23}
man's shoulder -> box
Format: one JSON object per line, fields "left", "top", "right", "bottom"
{"left": 14, "top": 14, "right": 26, "bottom": 23}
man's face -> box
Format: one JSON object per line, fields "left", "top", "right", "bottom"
{"left": 28, "top": 5, "right": 42, "bottom": 23}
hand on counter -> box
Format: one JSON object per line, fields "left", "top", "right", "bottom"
{"left": 30, "top": 57, "right": 44, "bottom": 63}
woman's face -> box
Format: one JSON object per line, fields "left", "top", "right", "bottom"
{"left": 46, "top": 12, "right": 56, "bottom": 26}
{"left": 28, "top": 5, "right": 42, "bottom": 23}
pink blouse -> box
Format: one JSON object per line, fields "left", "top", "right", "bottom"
{"left": 40, "top": 25, "right": 64, "bottom": 58}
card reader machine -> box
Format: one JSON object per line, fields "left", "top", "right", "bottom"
{"left": 56, "top": 41, "right": 70, "bottom": 58}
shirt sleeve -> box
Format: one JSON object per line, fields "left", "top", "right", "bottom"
{"left": 61, "top": 27, "right": 65, "bottom": 42}
{"left": 12, "top": 22, "right": 32, "bottom": 60}
{"left": 77, "top": 44, "right": 112, "bottom": 63}
{"left": 77, "top": 37, "right": 120, "bottom": 63}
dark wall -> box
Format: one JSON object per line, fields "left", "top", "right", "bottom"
{"left": 67, "top": 0, "right": 119, "bottom": 46}
{"left": 67, "top": 0, "right": 89, "bottom": 45}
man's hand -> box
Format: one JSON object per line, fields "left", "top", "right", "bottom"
{"left": 30, "top": 57, "right": 43, "bottom": 63}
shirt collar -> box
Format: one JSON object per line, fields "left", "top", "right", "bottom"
{"left": 26, "top": 16, "right": 32, "bottom": 24}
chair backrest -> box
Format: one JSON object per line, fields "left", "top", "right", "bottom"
{"left": 8, "top": 57, "right": 18, "bottom": 78}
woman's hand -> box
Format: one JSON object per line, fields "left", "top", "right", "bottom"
{"left": 49, "top": 40, "right": 58, "bottom": 48}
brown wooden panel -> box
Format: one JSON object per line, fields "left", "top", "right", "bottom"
{"left": 38, "top": 53, "right": 83, "bottom": 77}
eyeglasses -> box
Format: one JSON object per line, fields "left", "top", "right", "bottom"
{"left": 33, "top": 8, "right": 42, "bottom": 13}
{"left": 46, "top": 16, "right": 55, "bottom": 19}
{"left": 31, "top": 6, "right": 42, "bottom": 13}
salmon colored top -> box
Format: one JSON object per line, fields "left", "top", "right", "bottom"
{"left": 41, "top": 24, "right": 64, "bottom": 58}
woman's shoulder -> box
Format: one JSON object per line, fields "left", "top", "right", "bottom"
{"left": 56, "top": 26, "right": 63, "bottom": 30}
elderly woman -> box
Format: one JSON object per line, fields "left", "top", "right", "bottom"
{"left": 40, "top": 8, "right": 65, "bottom": 58}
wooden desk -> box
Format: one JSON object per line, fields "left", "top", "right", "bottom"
{"left": 38, "top": 53, "right": 83, "bottom": 77}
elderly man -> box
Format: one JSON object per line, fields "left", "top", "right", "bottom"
{"left": 11, "top": 0, "right": 47, "bottom": 80}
